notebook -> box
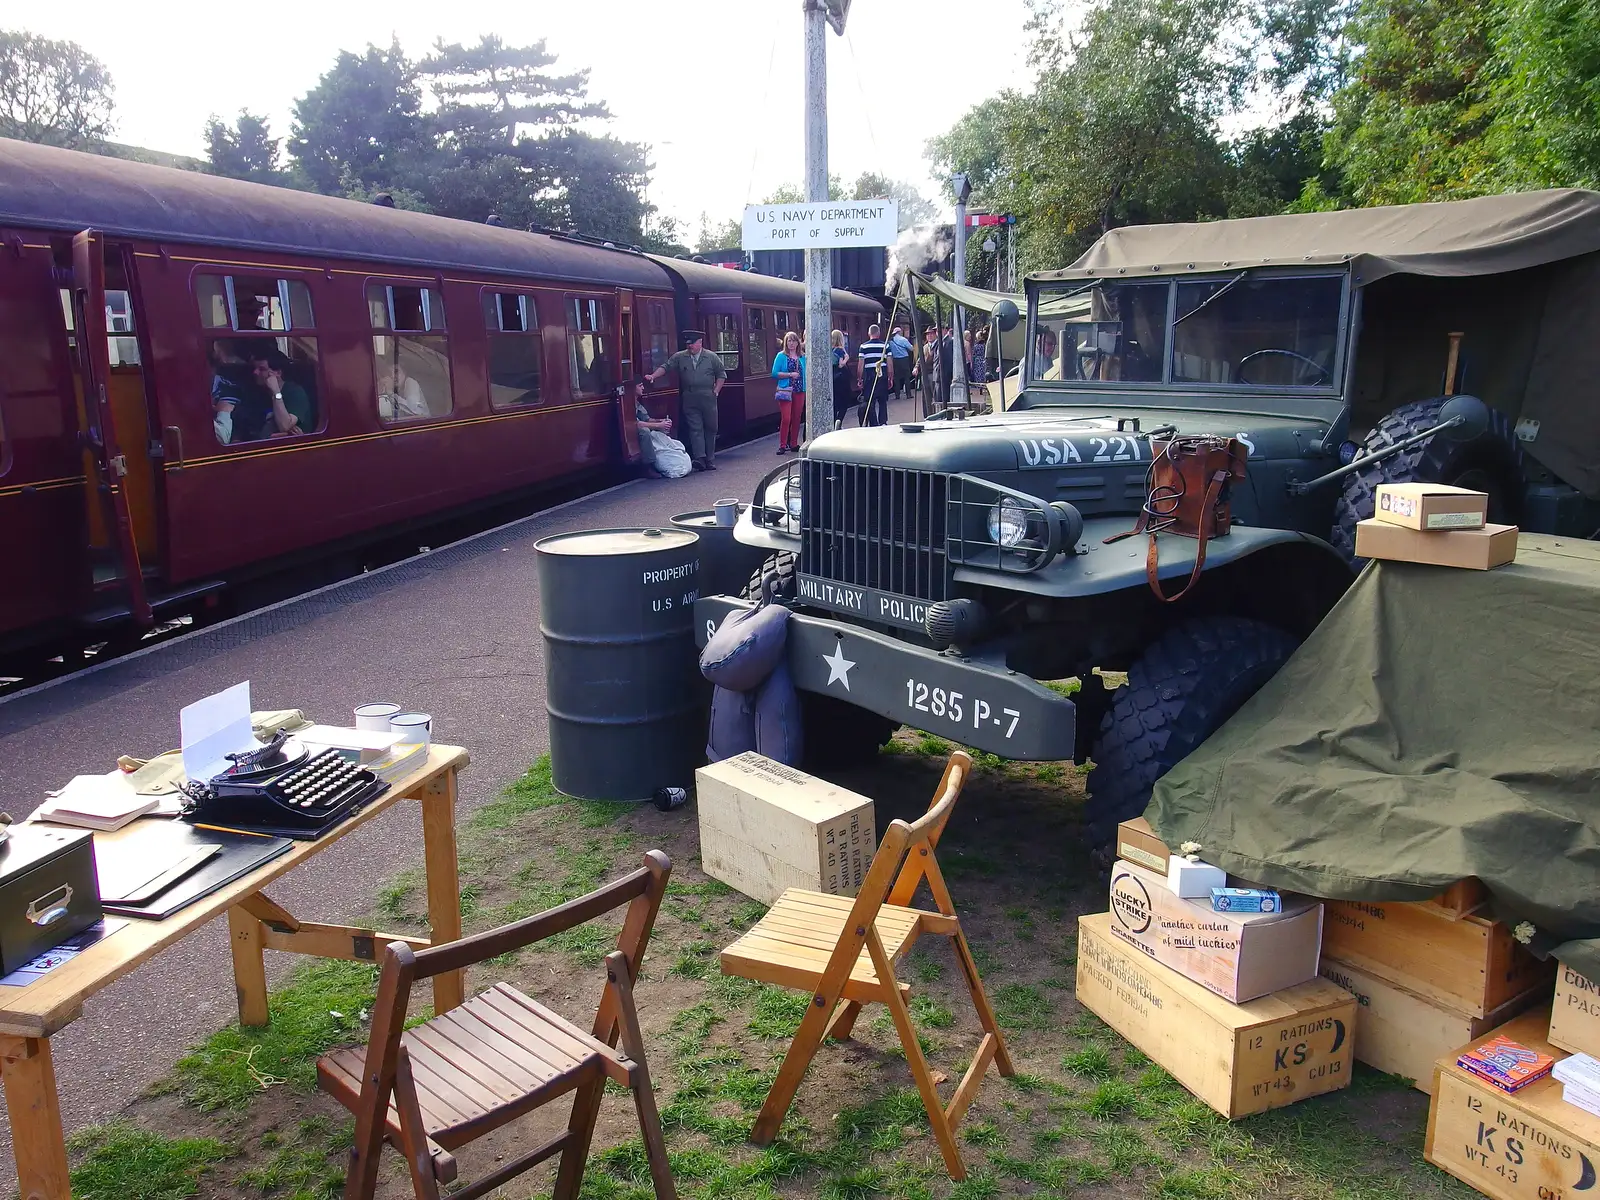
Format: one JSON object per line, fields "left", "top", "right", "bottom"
{"left": 95, "top": 819, "right": 292, "bottom": 920}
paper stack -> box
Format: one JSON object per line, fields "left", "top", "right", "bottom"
{"left": 368, "top": 743, "right": 428, "bottom": 784}
{"left": 36, "top": 772, "right": 158, "bottom": 832}
{"left": 1553, "top": 1051, "right": 1600, "bottom": 1116}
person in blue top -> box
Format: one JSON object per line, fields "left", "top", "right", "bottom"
{"left": 772, "top": 330, "right": 806, "bottom": 453}
{"left": 888, "top": 325, "right": 914, "bottom": 397}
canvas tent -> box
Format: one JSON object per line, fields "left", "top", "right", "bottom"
{"left": 1146, "top": 536, "right": 1600, "bottom": 981}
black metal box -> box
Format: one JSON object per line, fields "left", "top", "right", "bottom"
{"left": 0, "top": 826, "right": 102, "bottom": 975}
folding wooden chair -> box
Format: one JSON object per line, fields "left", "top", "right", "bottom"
{"left": 719, "top": 752, "right": 1012, "bottom": 1180}
{"left": 318, "top": 851, "right": 677, "bottom": 1200}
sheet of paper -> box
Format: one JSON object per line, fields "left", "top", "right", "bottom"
{"left": 180, "top": 681, "right": 253, "bottom": 782}
{"left": 0, "top": 919, "right": 127, "bottom": 988}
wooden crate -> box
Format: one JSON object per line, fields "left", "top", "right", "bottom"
{"left": 1322, "top": 899, "right": 1552, "bottom": 1017}
{"left": 1549, "top": 961, "right": 1600, "bottom": 1058}
{"left": 1425, "top": 1008, "right": 1600, "bottom": 1200}
{"left": 1320, "top": 957, "right": 1551, "bottom": 1094}
{"left": 695, "top": 752, "right": 875, "bottom": 906}
{"left": 1077, "top": 913, "right": 1354, "bottom": 1118}
{"left": 1109, "top": 859, "right": 1324, "bottom": 1003}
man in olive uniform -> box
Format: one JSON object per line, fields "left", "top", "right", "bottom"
{"left": 645, "top": 330, "right": 727, "bottom": 471}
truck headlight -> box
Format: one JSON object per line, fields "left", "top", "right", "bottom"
{"left": 987, "top": 496, "right": 1029, "bottom": 547}
{"left": 763, "top": 475, "right": 802, "bottom": 522}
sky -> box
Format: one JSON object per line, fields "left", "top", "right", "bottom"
{"left": 21, "top": 0, "right": 1037, "bottom": 237}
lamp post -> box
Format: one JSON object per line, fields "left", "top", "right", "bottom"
{"left": 948, "top": 173, "right": 973, "bottom": 413}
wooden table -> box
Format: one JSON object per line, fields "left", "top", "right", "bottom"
{"left": 0, "top": 744, "right": 470, "bottom": 1200}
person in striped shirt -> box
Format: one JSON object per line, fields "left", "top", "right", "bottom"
{"left": 858, "top": 324, "right": 892, "bottom": 426}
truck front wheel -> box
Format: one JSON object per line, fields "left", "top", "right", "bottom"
{"left": 1085, "top": 617, "right": 1299, "bottom": 847}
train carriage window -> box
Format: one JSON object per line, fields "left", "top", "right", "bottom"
{"left": 197, "top": 273, "right": 313, "bottom": 332}
{"left": 641, "top": 298, "right": 673, "bottom": 374}
{"left": 367, "top": 283, "right": 452, "bottom": 422}
{"left": 483, "top": 290, "right": 542, "bottom": 408}
{"left": 60, "top": 286, "right": 141, "bottom": 364}
{"left": 194, "top": 270, "right": 320, "bottom": 446}
{"left": 709, "top": 313, "right": 740, "bottom": 374}
{"left": 775, "top": 310, "right": 791, "bottom": 333}
{"left": 567, "top": 296, "right": 613, "bottom": 398}
{"left": 207, "top": 335, "right": 321, "bottom": 445}
{"left": 746, "top": 307, "right": 768, "bottom": 376}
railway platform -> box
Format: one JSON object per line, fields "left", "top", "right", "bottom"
{"left": 0, "top": 415, "right": 911, "bottom": 1178}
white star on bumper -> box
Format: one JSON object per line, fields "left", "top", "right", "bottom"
{"left": 822, "top": 642, "right": 857, "bottom": 690}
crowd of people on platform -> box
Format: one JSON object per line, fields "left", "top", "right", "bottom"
{"left": 635, "top": 320, "right": 1000, "bottom": 478}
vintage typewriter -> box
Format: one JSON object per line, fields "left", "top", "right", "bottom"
{"left": 179, "top": 732, "right": 389, "bottom": 839}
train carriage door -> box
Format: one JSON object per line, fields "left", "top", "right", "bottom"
{"left": 70, "top": 229, "right": 152, "bottom": 624}
{"left": 616, "top": 288, "right": 641, "bottom": 462}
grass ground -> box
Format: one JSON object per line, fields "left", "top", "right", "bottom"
{"left": 63, "top": 734, "right": 1477, "bottom": 1200}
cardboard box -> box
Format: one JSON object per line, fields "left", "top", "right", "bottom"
{"left": 1108, "top": 859, "right": 1323, "bottom": 1003}
{"left": 1322, "top": 899, "right": 1553, "bottom": 1017}
{"left": 1320, "top": 957, "right": 1550, "bottom": 1094}
{"left": 1354, "top": 518, "right": 1518, "bottom": 569}
{"left": 1425, "top": 1009, "right": 1600, "bottom": 1200}
{"left": 1078, "top": 913, "right": 1354, "bottom": 1118}
{"left": 1374, "top": 482, "right": 1488, "bottom": 531}
{"left": 695, "top": 752, "right": 875, "bottom": 905}
{"left": 1549, "top": 962, "right": 1600, "bottom": 1058}
{"left": 1116, "top": 817, "right": 1171, "bottom": 875}
{"left": 1167, "top": 857, "right": 1226, "bottom": 899}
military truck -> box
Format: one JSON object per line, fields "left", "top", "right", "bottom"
{"left": 694, "top": 190, "right": 1600, "bottom": 840}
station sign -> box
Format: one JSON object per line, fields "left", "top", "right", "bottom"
{"left": 742, "top": 200, "right": 899, "bottom": 251}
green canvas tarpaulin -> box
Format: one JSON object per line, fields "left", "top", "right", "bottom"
{"left": 1146, "top": 533, "right": 1600, "bottom": 979}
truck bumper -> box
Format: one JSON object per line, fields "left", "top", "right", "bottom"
{"left": 694, "top": 596, "right": 1077, "bottom": 761}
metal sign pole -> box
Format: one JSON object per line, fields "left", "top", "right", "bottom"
{"left": 803, "top": 0, "right": 834, "bottom": 445}
{"left": 948, "top": 175, "right": 971, "bottom": 413}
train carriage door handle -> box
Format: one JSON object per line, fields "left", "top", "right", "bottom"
{"left": 108, "top": 454, "right": 128, "bottom": 478}
{"left": 163, "top": 426, "right": 184, "bottom": 468}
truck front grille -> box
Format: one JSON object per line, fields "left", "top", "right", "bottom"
{"left": 800, "top": 462, "right": 949, "bottom": 601}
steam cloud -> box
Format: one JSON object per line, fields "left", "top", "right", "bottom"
{"left": 886, "top": 223, "right": 953, "bottom": 294}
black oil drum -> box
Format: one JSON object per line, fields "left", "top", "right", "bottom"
{"left": 671, "top": 504, "right": 768, "bottom": 599}
{"left": 535, "top": 527, "right": 702, "bottom": 801}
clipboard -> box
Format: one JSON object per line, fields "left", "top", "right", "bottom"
{"left": 96, "top": 820, "right": 292, "bottom": 920}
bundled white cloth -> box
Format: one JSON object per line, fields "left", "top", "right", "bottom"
{"left": 647, "top": 429, "right": 693, "bottom": 478}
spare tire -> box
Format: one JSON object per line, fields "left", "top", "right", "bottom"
{"left": 1330, "top": 396, "right": 1524, "bottom": 560}
{"left": 740, "top": 551, "right": 797, "bottom": 602}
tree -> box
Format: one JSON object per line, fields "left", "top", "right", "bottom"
{"left": 0, "top": 30, "right": 114, "bottom": 147}
{"left": 850, "top": 173, "right": 938, "bottom": 229}
{"left": 762, "top": 176, "right": 846, "bottom": 204}
{"left": 694, "top": 214, "right": 742, "bottom": 254}
{"left": 288, "top": 40, "right": 432, "bottom": 195}
{"left": 421, "top": 35, "right": 606, "bottom": 151}
{"left": 539, "top": 131, "right": 653, "bottom": 242}
{"left": 204, "top": 111, "right": 282, "bottom": 182}
{"left": 1490, "top": 0, "right": 1600, "bottom": 188}
{"left": 925, "top": 96, "right": 1012, "bottom": 206}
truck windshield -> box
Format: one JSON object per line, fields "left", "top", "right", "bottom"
{"left": 1030, "top": 274, "right": 1344, "bottom": 391}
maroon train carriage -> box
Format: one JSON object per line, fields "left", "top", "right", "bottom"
{"left": 0, "top": 139, "right": 880, "bottom": 660}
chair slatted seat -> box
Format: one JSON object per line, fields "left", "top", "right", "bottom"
{"left": 318, "top": 853, "right": 678, "bottom": 1200}
{"left": 718, "top": 752, "right": 1012, "bottom": 1181}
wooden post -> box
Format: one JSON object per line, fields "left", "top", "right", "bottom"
{"left": 0, "top": 1035, "right": 70, "bottom": 1200}
{"left": 227, "top": 907, "right": 270, "bottom": 1027}
{"left": 421, "top": 768, "right": 465, "bottom": 1013}
{"left": 1444, "top": 331, "right": 1465, "bottom": 395}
